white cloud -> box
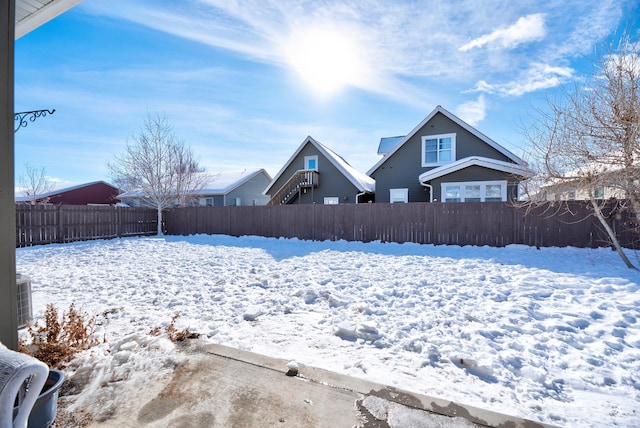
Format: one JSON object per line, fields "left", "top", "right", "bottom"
{"left": 456, "top": 95, "right": 487, "bottom": 125}
{"left": 603, "top": 52, "right": 640, "bottom": 78}
{"left": 78, "top": 0, "right": 625, "bottom": 103}
{"left": 459, "top": 13, "right": 546, "bottom": 52}
{"left": 468, "top": 63, "right": 575, "bottom": 97}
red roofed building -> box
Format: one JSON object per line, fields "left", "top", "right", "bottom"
{"left": 16, "top": 181, "right": 120, "bottom": 205}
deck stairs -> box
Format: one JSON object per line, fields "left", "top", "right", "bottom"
{"left": 267, "top": 170, "right": 319, "bottom": 205}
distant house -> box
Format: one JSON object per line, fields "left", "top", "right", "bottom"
{"left": 15, "top": 181, "right": 119, "bottom": 205}
{"left": 264, "top": 136, "right": 375, "bottom": 205}
{"left": 377, "top": 136, "right": 404, "bottom": 156}
{"left": 368, "top": 105, "right": 532, "bottom": 203}
{"left": 538, "top": 169, "right": 625, "bottom": 201}
{"left": 199, "top": 169, "right": 272, "bottom": 206}
{"left": 118, "top": 169, "right": 272, "bottom": 207}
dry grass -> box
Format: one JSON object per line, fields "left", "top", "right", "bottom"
{"left": 150, "top": 312, "right": 199, "bottom": 342}
{"left": 19, "top": 303, "right": 99, "bottom": 368}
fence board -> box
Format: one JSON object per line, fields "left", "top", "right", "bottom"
{"left": 16, "top": 205, "right": 157, "bottom": 247}
{"left": 16, "top": 201, "right": 638, "bottom": 250}
{"left": 163, "top": 201, "right": 638, "bottom": 250}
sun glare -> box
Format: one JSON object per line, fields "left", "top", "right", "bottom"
{"left": 286, "top": 26, "right": 367, "bottom": 97}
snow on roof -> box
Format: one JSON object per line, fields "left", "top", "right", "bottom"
{"left": 118, "top": 169, "right": 270, "bottom": 198}
{"left": 368, "top": 105, "right": 526, "bottom": 176}
{"left": 418, "top": 156, "right": 533, "bottom": 183}
{"left": 264, "top": 136, "right": 375, "bottom": 194}
{"left": 15, "top": 181, "right": 116, "bottom": 202}
{"left": 200, "top": 169, "right": 270, "bottom": 194}
{"left": 539, "top": 159, "right": 626, "bottom": 189}
{"left": 317, "top": 140, "right": 376, "bottom": 193}
{"left": 377, "top": 136, "right": 404, "bottom": 155}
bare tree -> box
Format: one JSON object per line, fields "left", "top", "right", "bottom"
{"left": 172, "top": 145, "right": 211, "bottom": 207}
{"left": 108, "top": 114, "right": 208, "bottom": 235}
{"left": 523, "top": 32, "right": 639, "bottom": 268}
{"left": 16, "top": 163, "right": 54, "bottom": 205}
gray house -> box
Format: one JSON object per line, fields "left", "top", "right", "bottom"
{"left": 198, "top": 169, "right": 272, "bottom": 206}
{"left": 368, "top": 105, "right": 532, "bottom": 203}
{"left": 264, "top": 136, "right": 375, "bottom": 205}
{"left": 119, "top": 169, "right": 272, "bottom": 207}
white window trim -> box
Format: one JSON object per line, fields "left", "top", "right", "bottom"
{"left": 304, "top": 155, "right": 318, "bottom": 170}
{"left": 200, "top": 197, "right": 215, "bottom": 207}
{"left": 324, "top": 197, "right": 339, "bottom": 205}
{"left": 421, "top": 133, "right": 456, "bottom": 167}
{"left": 441, "top": 180, "right": 507, "bottom": 202}
{"left": 390, "top": 188, "right": 408, "bottom": 203}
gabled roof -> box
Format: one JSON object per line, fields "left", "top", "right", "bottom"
{"left": 200, "top": 169, "right": 271, "bottom": 194}
{"left": 377, "top": 136, "right": 404, "bottom": 155}
{"left": 118, "top": 169, "right": 270, "bottom": 198}
{"left": 15, "top": 180, "right": 116, "bottom": 202}
{"left": 418, "top": 156, "right": 533, "bottom": 184}
{"left": 264, "top": 136, "right": 375, "bottom": 194}
{"left": 368, "top": 105, "right": 526, "bottom": 175}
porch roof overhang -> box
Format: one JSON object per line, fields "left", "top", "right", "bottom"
{"left": 418, "top": 156, "right": 534, "bottom": 184}
{"left": 16, "top": 0, "right": 84, "bottom": 39}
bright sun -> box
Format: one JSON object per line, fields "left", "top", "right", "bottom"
{"left": 285, "top": 26, "right": 367, "bottom": 97}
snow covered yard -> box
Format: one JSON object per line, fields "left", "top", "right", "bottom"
{"left": 16, "top": 235, "right": 640, "bottom": 427}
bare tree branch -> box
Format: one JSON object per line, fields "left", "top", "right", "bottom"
{"left": 16, "top": 163, "right": 55, "bottom": 205}
{"left": 521, "top": 32, "right": 640, "bottom": 268}
{"left": 108, "top": 114, "right": 209, "bottom": 235}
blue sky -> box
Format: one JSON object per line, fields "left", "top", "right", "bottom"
{"left": 14, "top": 0, "right": 640, "bottom": 187}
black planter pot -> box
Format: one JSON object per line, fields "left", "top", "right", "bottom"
{"left": 13, "top": 369, "right": 64, "bottom": 428}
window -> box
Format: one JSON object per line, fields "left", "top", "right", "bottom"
{"left": 201, "top": 197, "right": 214, "bottom": 207}
{"left": 422, "top": 133, "right": 455, "bottom": 166}
{"left": 485, "top": 184, "right": 503, "bottom": 202}
{"left": 594, "top": 187, "right": 604, "bottom": 199}
{"left": 305, "top": 155, "right": 318, "bottom": 170}
{"left": 444, "top": 185, "right": 461, "bottom": 202}
{"left": 324, "top": 197, "right": 339, "bottom": 205}
{"left": 390, "top": 188, "right": 408, "bottom": 203}
{"left": 441, "top": 181, "right": 507, "bottom": 202}
{"left": 464, "top": 184, "right": 481, "bottom": 202}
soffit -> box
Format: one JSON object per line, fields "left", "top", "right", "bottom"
{"left": 16, "top": 0, "right": 84, "bottom": 39}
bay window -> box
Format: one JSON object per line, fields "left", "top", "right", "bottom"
{"left": 441, "top": 180, "right": 507, "bottom": 202}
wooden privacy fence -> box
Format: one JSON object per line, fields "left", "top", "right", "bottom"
{"left": 15, "top": 201, "right": 637, "bottom": 249}
{"left": 164, "top": 201, "right": 638, "bottom": 249}
{"left": 16, "top": 205, "right": 158, "bottom": 247}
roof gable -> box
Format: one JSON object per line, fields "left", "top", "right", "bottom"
{"left": 368, "top": 105, "right": 525, "bottom": 175}
{"left": 418, "top": 156, "right": 533, "bottom": 183}
{"left": 200, "top": 169, "right": 270, "bottom": 195}
{"left": 264, "top": 136, "right": 375, "bottom": 194}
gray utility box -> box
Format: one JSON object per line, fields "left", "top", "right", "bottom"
{"left": 16, "top": 273, "right": 33, "bottom": 329}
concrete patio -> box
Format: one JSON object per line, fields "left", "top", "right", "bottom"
{"left": 76, "top": 340, "right": 556, "bottom": 428}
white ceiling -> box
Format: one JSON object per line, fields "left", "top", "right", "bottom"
{"left": 15, "top": 0, "right": 84, "bottom": 39}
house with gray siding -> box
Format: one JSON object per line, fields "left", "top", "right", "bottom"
{"left": 198, "top": 169, "right": 272, "bottom": 206}
{"left": 368, "top": 105, "right": 532, "bottom": 203}
{"left": 264, "top": 136, "right": 375, "bottom": 205}
{"left": 119, "top": 169, "right": 272, "bottom": 207}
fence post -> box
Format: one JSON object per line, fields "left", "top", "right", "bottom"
{"left": 114, "top": 205, "right": 120, "bottom": 238}
{"left": 57, "top": 205, "right": 63, "bottom": 244}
